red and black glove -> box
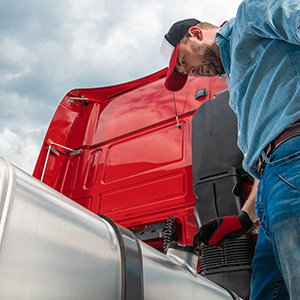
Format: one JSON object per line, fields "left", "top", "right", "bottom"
{"left": 193, "top": 211, "right": 253, "bottom": 248}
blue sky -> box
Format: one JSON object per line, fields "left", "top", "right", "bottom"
{"left": 0, "top": 0, "right": 242, "bottom": 174}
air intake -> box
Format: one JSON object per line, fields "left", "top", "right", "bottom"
{"left": 199, "top": 236, "right": 255, "bottom": 300}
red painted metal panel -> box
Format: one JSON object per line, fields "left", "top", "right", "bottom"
{"left": 103, "top": 124, "right": 184, "bottom": 183}
{"left": 33, "top": 68, "right": 228, "bottom": 249}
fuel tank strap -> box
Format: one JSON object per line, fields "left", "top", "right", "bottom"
{"left": 98, "top": 215, "right": 144, "bottom": 300}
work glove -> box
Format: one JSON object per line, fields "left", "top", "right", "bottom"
{"left": 193, "top": 211, "right": 253, "bottom": 248}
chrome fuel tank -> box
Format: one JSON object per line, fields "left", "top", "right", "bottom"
{"left": 0, "top": 158, "right": 239, "bottom": 300}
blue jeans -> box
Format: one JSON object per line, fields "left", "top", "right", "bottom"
{"left": 251, "top": 136, "right": 300, "bottom": 299}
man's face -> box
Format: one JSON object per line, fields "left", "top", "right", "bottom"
{"left": 176, "top": 36, "right": 224, "bottom": 77}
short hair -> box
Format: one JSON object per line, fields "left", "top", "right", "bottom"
{"left": 181, "top": 22, "right": 219, "bottom": 43}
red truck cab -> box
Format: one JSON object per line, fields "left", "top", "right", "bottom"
{"left": 33, "top": 69, "right": 255, "bottom": 299}
{"left": 33, "top": 68, "right": 228, "bottom": 249}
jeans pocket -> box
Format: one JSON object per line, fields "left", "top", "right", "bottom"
{"left": 275, "top": 173, "right": 300, "bottom": 192}
{"left": 268, "top": 151, "right": 300, "bottom": 195}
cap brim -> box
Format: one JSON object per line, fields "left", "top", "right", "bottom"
{"left": 164, "top": 44, "right": 188, "bottom": 92}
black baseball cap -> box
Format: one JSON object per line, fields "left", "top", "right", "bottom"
{"left": 160, "top": 18, "right": 200, "bottom": 91}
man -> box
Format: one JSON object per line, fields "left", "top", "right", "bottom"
{"left": 160, "top": 1, "right": 300, "bottom": 299}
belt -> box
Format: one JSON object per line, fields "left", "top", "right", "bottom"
{"left": 256, "top": 122, "right": 300, "bottom": 178}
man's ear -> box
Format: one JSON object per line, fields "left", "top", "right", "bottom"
{"left": 188, "top": 26, "right": 203, "bottom": 40}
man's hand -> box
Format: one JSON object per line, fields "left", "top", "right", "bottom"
{"left": 193, "top": 211, "right": 253, "bottom": 248}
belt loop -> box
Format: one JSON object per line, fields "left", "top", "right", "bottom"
{"left": 261, "top": 151, "right": 270, "bottom": 164}
{"left": 256, "top": 154, "right": 266, "bottom": 178}
{"left": 258, "top": 161, "right": 266, "bottom": 179}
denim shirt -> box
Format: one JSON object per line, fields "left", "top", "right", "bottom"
{"left": 215, "top": 0, "right": 300, "bottom": 179}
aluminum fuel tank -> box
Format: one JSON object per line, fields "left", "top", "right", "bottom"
{"left": 0, "top": 157, "right": 239, "bottom": 300}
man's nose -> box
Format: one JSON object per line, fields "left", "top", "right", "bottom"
{"left": 176, "top": 65, "right": 187, "bottom": 75}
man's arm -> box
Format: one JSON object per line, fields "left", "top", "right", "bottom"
{"left": 241, "top": 179, "right": 259, "bottom": 223}
{"left": 244, "top": 0, "right": 300, "bottom": 45}
{"left": 193, "top": 179, "right": 258, "bottom": 247}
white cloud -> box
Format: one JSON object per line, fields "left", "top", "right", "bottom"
{"left": 0, "top": 126, "right": 43, "bottom": 174}
{"left": 0, "top": 0, "right": 243, "bottom": 173}
{"left": 67, "top": 0, "right": 109, "bottom": 62}
{"left": 0, "top": 37, "right": 37, "bottom": 81}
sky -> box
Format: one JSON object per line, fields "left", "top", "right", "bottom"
{"left": 0, "top": 0, "right": 242, "bottom": 175}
